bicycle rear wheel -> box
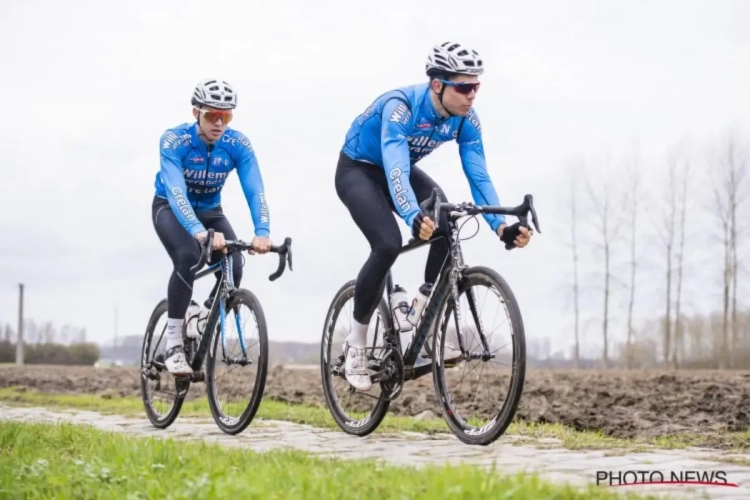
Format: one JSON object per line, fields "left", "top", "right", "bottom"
{"left": 320, "top": 280, "right": 392, "bottom": 437}
{"left": 139, "top": 299, "right": 189, "bottom": 429}
{"left": 432, "top": 266, "right": 526, "bottom": 446}
{"left": 206, "top": 289, "right": 268, "bottom": 435}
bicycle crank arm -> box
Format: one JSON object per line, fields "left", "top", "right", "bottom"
{"left": 369, "top": 367, "right": 392, "bottom": 384}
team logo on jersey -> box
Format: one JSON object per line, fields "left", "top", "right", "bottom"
{"left": 222, "top": 133, "right": 253, "bottom": 152}
{"left": 170, "top": 187, "right": 196, "bottom": 222}
{"left": 467, "top": 109, "right": 481, "bottom": 132}
{"left": 388, "top": 167, "right": 411, "bottom": 213}
{"left": 162, "top": 132, "right": 177, "bottom": 150}
{"left": 162, "top": 132, "right": 191, "bottom": 150}
{"left": 389, "top": 103, "right": 411, "bottom": 125}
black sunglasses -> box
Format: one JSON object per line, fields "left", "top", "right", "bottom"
{"left": 437, "top": 79, "right": 481, "bottom": 95}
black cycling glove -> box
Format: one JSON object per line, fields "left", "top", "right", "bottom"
{"left": 500, "top": 222, "right": 525, "bottom": 250}
{"left": 411, "top": 212, "right": 428, "bottom": 240}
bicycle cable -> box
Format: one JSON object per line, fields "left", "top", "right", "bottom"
{"left": 458, "top": 214, "right": 480, "bottom": 242}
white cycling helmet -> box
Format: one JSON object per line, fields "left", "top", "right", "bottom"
{"left": 191, "top": 78, "right": 237, "bottom": 110}
{"left": 425, "top": 41, "right": 484, "bottom": 77}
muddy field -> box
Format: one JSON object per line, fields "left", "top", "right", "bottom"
{"left": 2, "top": 364, "right": 749, "bottom": 445}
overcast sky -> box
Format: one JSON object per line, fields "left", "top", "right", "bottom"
{"left": 1, "top": 0, "right": 748, "bottom": 356}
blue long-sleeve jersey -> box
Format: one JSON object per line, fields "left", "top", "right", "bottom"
{"left": 341, "top": 82, "right": 505, "bottom": 232}
{"left": 154, "top": 123, "right": 270, "bottom": 238}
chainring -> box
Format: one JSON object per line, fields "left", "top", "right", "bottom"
{"left": 379, "top": 346, "right": 405, "bottom": 400}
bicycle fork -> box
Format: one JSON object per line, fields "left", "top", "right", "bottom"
{"left": 444, "top": 228, "right": 494, "bottom": 362}
{"left": 216, "top": 255, "right": 252, "bottom": 367}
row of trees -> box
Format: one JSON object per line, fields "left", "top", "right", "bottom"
{"left": 0, "top": 321, "right": 100, "bottom": 366}
{"left": 563, "top": 129, "right": 748, "bottom": 369}
{"left": 1, "top": 320, "right": 89, "bottom": 345}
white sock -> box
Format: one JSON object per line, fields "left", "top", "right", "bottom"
{"left": 165, "top": 318, "right": 184, "bottom": 352}
{"left": 346, "top": 319, "right": 369, "bottom": 347}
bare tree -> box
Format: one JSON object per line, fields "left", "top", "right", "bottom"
{"left": 623, "top": 151, "right": 642, "bottom": 369}
{"left": 584, "top": 155, "right": 627, "bottom": 368}
{"left": 567, "top": 162, "right": 582, "bottom": 369}
{"left": 654, "top": 150, "right": 681, "bottom": 368}
{"left": 39, "top": 321, "right": 55, "bottom": 344}
{"left": 25, "top": 319, "right": 38, "bottom": 344}
{"left": 710, "top": 131, "right": 748, "bottom": 368}
{"left": 686, "top": 313, "right": 706, "bottom": 363}
{"left": 60, "top": 324, "right": 71, "bottom": 345}
{"left": 672, "top": 147, "right": 691, "bottom": 368}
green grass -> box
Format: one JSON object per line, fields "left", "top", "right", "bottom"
{"left": 1, "top": 387, "right": 746, "bottom": 452}
{"left": 0, "top": 419, "right": 659, "bottom": 499}
{"left": 0, "top": 387, "right": 447, "bottom": 434}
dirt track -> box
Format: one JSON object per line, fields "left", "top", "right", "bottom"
{"left": 2, "top": 365, "right": 749, "bottom": 446}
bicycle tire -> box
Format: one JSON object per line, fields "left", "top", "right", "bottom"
{"left": 320, "top": 279, "right": 392, "bottom": 437}
{"left": 432, "top": 266, "right": 527, "bottom": 446}
{"left": 139, "top": 299, "right": 188, "bottom": 429}
{"left": 206, "top": 288, "right": 269, "bottom": 435}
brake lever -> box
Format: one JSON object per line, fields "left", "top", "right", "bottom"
{"left": 286, "top": 238, "right": 294, "bottom": 272}
{"left": 419, "top": 188, "right": 443, "bottom": 230}
{"left": 268, "top": 237, "right": 293, "bottom": 281}
{"left": 206, "top": 229, "right": 215, "bottom": 264}
{"left": 526, "top": 194, "right": 542, "bottom": 233}
{"left": 189, "top": 228, "right": 215, "bottom": 273}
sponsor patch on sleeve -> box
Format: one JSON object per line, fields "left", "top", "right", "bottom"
{"left": 389, "top": 102, "right": 411, "bottom": 125}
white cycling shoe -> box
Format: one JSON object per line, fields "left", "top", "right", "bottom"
{"left": 165, "top": 346, "right": 193, "bottom": 376}
{"left": 343, "top": 341, "right": 372, "bottom": 391}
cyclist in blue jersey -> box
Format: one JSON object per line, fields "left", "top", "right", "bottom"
{"left": 336, "top": 42, "right": 533, "bottom": 390}
{"left": 152, "top": 78, "right": 273, "bottom": 376}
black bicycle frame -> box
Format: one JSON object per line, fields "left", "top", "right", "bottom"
{"left": 376, "top": 188, "right": 541, "bottom": 382}
{"left": 171, "top": 229, "right": 293, "bottom": 379}
{"left": 380, "top": 221, "right": 463, "bottom": 381}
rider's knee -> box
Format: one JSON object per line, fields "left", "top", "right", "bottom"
{"left": 175, "top": 246, "right": 201, "bottom": 272}
{"left": 372, "top": 234, "right": 402, "bottom": 265}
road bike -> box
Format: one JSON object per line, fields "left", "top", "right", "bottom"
{"left": 320, "top": 188, "right": 540, "bottom": 445}
{"left": 140, "top": 229, "right": 293, "bottom": 435}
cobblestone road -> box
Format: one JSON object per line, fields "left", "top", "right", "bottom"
{"left": 1, "top": 404, "right": 749, "bottom": 499}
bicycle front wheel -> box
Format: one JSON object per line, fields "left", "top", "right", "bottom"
{"left": 206, "top": 289, "right": 269, "bottom": 435}
{"left": 432, "top": 266, "right": 526, "bottom": 446}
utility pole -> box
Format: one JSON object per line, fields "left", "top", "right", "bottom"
{"left": 16, "top": 283, "right": 24, "bottom": 366}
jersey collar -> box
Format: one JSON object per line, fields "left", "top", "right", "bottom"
{"left": 421, "top": 85, "right": 449, "bottom": 125}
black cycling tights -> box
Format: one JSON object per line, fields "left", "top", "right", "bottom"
{"left": 335, "top": 152, "right": 450, "bottom": 325}
{"left": 152, "top": 196, "right": 244, "bottom": 320}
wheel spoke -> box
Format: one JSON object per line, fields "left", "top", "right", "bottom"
{"left": 205, "top": 290, "right": 268, "bottom": 435}
{"left": 433, "top": 268, "right": 526, "bottom": 445}
{"left": 139, "top": 301, "right": 186, "bottom": 429}
{"left": 320, "top": 281, "right": 393, "bottom": 436}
